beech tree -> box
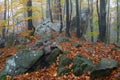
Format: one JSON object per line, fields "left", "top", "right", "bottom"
{"left": 66, "top": 0, "right": 71, "bottom": 37}
{"left": 97, "top": 0, "right": 107, "bottom": 42}
{"left": 117, "top": 0, "right": 120, "bottom": 43}
{"left": 2, "top": 0, "right": 7, "bottom": 40}
{"left": 27, "top": 0, "right": 35, "bottom": 36}
{"left": 76, "top": 0, "right": 80, "bottom": 38}
{"left": 58, "top": 0, "right": 63, "bottom": 33}
{"left": 47, "top": 0, "right": 53, "bottom": 22}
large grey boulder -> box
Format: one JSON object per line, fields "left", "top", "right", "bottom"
{"left": 0, "top": 49, "right": 44, "bottom": 77}
{"left": 36, "top": 18, "right": 51, "bottom": 35}
{"left": 36, "top": 18, "right": 65, "bottom": 35}
{"left": 40, "top": 33, "right": 53, "bottom": 42}
{"left": 47, "top": 22, "right": 61, "bottom": 32}
{"left": 91, "top": 58, "right": 118, "bottom": 80}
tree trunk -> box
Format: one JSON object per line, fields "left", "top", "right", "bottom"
{"left": 97, "top": 0, "right": 107, "bottom": 42}
{"left": 117, "top": 0, "right": 120, "bottom": 43}
{"left": 11, "top": 0, "right": 15, "bottom": 35}
{"left": 2, "top": 0, "right": 7, "bottom": 40}
{"left": 106, "top": 0, "right": 110, "bottom": 43}
{"left": 90, "top": 0, "right": 94, "bottom": 42}
{"left": 40, "top": 0, "right": 44, "bottom": 20}
{"left": 27, "top": 0, "right": 35, "bottom": 36}
{"left": 66, "top": 0, "right": 71, "bottom": 37}
{"left": 59, "top": 0, "right": 63, "bottom": 33}
{"left": 48, "top": 0, "right": 53, "bottom": 22}
{"left": 76, "top": 0, "right": 80, "bottom": 38}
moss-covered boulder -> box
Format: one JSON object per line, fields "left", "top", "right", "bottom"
{"left": 46, "top": 48, "right": 61, "bottom": 65}
{"left": 0, "top": 50, "right": 44, "bottom": 77}
{"left": 59, "top": 55, "right": 72, "bottom": 67}
{"left": 91, "top": 58, "right": 118, "bottom": 80}
{"left": 73, "top": 54, "right": 94, "bottom": 76}
{"left": 58, "top": 55, "right": 72, "bottom": 76}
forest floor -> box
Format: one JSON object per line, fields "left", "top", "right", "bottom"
{"left": 0, "top": 31, "right": 120, "bottom": 80}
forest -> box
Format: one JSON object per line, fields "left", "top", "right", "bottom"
{"left": 0, "top": 0, "right": 120, "bottom": 80}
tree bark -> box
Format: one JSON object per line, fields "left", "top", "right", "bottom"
{"left": 90, "top": 0, "right": 94, "bottom": 42}
{"left": 97, "top": 0, "right": 107, "bottom": 42}
{"left": 106, "top": 0, "right": 110, "bottom": 43}
{"left": 76, "top": 0, "right": 80, "bottom": 38}
{"left": 66, "top": 0, "right": 71, "bottom": 37}
{"left": 48, "top": 0, "right": 53, "bottom": 22}
{"left": 58, "top": 0, "right": 63, "bottom": 33}
{"left": 117, "top": 0, "right": 120, "bottom": 43}
{"left": 27, "top": 0, "right": 35, "bottom": 36}
{"left": 2, "top": 0, "right": 7, "bottom": 40}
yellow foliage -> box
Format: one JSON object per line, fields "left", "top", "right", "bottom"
{"left": 0, "top": 5, "right": 4, "bottom": 12}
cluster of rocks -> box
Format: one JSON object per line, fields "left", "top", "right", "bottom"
{"left": 0, "top": 36, "right": 119, "bottom": 80}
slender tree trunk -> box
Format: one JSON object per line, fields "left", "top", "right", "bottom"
{"left": 79, "top": 0, "right": 82, "bottom": 37}
{"left": 7, "top": 0, "right": 10, "bottom": 34}
{"left": 2, "top": 0, "right": 7, "bottom": 40}
{"left": 76, "top": 0, "right": 80, "bottom": 38}
{"left": 106, "top": 0, "right": 110, "bottom": 43}
{"left": 59, "top": 0, "right": 63, "bottom": 33}
{"left": 41, "top": 0, "right": 44, "bottom": 20}
{"left": 117, "top": 0, "right": 120, "bottom": 43}
{"left": 90, "top": 0, "right": 94, "bottom": 42}
{"left": 66, "top": 0, "right": 71, "bottom": 37}
{"left": 11, "top": 0, "right": 15, "bottom": 35}
{"left": 69, "top": 0, "right": 72, "bottom": 23}
{"left": 48, "top": 0, "right": 53, "bottom": 22}
{"left": 53, "top": 0, "right": 60, "bottom": 20}
{"left": 27, "top": 0, "right": 35, "bottom": 36}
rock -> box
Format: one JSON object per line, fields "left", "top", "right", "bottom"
{"left": 0, "top": 49, "right": 44, "bottom": 77}
{"left": 59, "top": 55, "right": 72, "bottom": 67}
{"left": 46, "top": 48, "right": 61, "bottom": 65}
{"left": 35, "top": 40, "right": 43, "bottom": 48}
{"left": 72, "top": 43, "right": 82, "bottom": 48}
{"left": 36, "top": 18, "right": 64, "bottom": 35}
{"left": 36, "top": 25, "right": 51, "bottom": 35}
{"left": 57, "top": 36, "right": 70, "bottom": 42}
{"left": 73, "top": 54, "right": 94, "bottom": 76}
{"left": 91, "top": 58, "right": 118, "bottom": 80}
{"left": 35, "top": 18, "right": 51, "bottom": 35}
{"left": 44, "top": 46, "right": 51, "bottom": 54}
{"left": 43, "top": 41, "right": 58, "bottom": 54}
{"left": 18, "top": 37, "right": 30, "bottom": 44}
{"left": 31, "top": 48, "right": 61, "bottom": 70}
{"left": 0, "top": 75, "right": 6, "bottom": 80}
{"left": 48, "top": 23, "right": 61, "bottom": 32}
{"left": 0, "top": 42, "right": 5, "bottom": 48}
{"left": 41, "top": 33, "right": 53, "bottom": 42}
{"left": 27, "top": 45, "right": 39, "bottom": 50}
{"left": 58, "top": 55, "right": 72, "bottom": 76}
